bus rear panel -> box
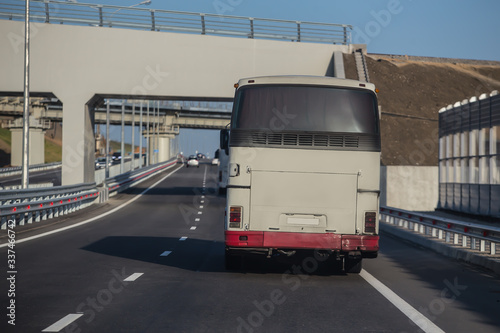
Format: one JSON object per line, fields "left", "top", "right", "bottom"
{"left": 224, "top": 76, "right": 380, "bottom": 273}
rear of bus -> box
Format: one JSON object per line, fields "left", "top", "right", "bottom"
{"left": 224, "top": 76, "right": 380, "bottom": 273}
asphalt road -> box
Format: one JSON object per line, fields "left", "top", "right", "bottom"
{"left": 1, "top": 164, "right": 499, "bottom": 333}
{"left": 0, "top": 168, "right": 62, "bottom": 188}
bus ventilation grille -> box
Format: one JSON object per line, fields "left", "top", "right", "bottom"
{"left": 230, "top": 131, "right": 380, "bottom": 151}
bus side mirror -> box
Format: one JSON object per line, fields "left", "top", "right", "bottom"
{"left": 220, "top": 129, "right": 229, "bottom": 155}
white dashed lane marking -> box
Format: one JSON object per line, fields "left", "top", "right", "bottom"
{"left": 124, "top": 273, "right": 144, "bottom": 282}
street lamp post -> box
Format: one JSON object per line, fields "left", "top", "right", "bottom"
{"left": 21, "top": 0, "right": 30, "bottom": 189}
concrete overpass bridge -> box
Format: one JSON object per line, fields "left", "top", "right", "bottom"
{"left": 1, "top": 97, "right": 231, "bottom": 128}
{"left": 0, "top": 0, "right": 355, "bottom": 185}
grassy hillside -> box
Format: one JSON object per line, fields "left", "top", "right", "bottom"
{"left": 109, "top": 141, "right": 133, "bottom": 155}
{"left": 0, "top": 128, "right": 11, "bottom": 146}
{"left": 344, "top": 54, "right": 500, "bottom": 166}
{"left": 44, "top": 139, "right": 62, "bottom": 163}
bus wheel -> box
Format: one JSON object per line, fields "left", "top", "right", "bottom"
{"left": 345, "top": 257, "right": 362, "bottom": 274}
{"left": 225, "top": 252, "right": 242, "bottom": 270}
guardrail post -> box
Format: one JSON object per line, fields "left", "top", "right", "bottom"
{"left": 45, "top": 2, "right": 50, "bottom": 23}
{"left": 1, "top": 216, "right": 6, "bottom": 230}
{"left": 453, "top": 233, "right": 459, "bottom": 245}
{"left": 462, "top": 235, "right": 467, "bottom": 247}
{"left": 249, "top": 18, "right": 254, "bottom": 39}
{"left": 480, "top": 239, "right": 486, "bottom": 252}
{"left": 201, "top": 14, "right": 206, "bottom": 35}
{"left": 471, "top": 237, "right": 477, "bottom": 250}
{"left": 438, "top": 229, "right": 443, "bottom": 239}
{"left": 491, "top": 243, "right": 497, "bottom": 255}
{"left": 150, "top": 9, "right": 155, "bottom": 31}
{"left": 296, "top": 22, "right": 301, "bottom": 42}
{"left": 445, "top": 231, "right": 451, "bottom": 243}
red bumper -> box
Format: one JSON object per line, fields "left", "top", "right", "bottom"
{"left": 225, "top": 231, "right": 379, "bottom": 252}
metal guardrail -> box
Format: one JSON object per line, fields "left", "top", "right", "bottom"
{"left": 0, "top": 162, "right": 62, "bottom": 178}
{"left": 0, "top": 0, "right": 352, "bottom": 45}
{"left": 105, "top": 157, "right": 180, "bottom": 197}
{"left": 380, "top": 206, "right": 500, "bottom": 256}
{"left": 0, "top": 182, "right": 98, "bottom": 229}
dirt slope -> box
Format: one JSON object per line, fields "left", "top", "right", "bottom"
{"left": 344, "top": 53, "right": 500, "bottom": 166}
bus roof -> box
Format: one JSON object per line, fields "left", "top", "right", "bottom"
{"left": 236, "top": 76, "right": 376, "bottom": 92}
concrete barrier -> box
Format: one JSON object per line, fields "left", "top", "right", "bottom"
{"left": 380, "top": 166, "right": 438, "bottom": 211}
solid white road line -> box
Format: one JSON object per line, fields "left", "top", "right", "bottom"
{"left": 0, "top": 165, "right": 183, "bottom": 248}
{"left": 42, "top": 313, "right": 83, "bottom": 332}
{"left": 160, "top": 251, "right": 172, "bottom": 257}
{"left": 124, "top": 273, "right": 144, "bottom": 282}
{"left": 360, "top": 269, "right": 445, "bottom": 333}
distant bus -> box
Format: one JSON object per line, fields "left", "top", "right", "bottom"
{"left": 223, "top": 76, "right": 381, "bottom": 273}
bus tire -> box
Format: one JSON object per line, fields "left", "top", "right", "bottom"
{"left": 225, "top": 252, "right": 242, "bottom": 270}
{"left": 345, "top": 257, "right": 362, "bottom": 274}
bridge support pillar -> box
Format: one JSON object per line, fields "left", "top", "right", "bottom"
{"left": 61, "top": 98, "right": 96, "bottom": 185}
{"left": 7, "top": 118, "right": 49, "bottom": 166}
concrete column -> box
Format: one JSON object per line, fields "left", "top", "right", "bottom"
{"left": 61, "top": 98, "right": 95, "bottom": 185}
{"left": 10, "top": 126, "right": 45, "bottom": 166}
{"left": 147, "top": 135, "right": 157, "bottom": 165}
{"left": 158, "top": 136, "right": 172, "bottom": 162}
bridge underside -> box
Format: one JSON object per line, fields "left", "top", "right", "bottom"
{"left": 1, "top": 19, "right": 350, "bottom": 185}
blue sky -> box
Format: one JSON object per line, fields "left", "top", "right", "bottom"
{"left": 78, "top": 0, "right": 499, "bottom": 155}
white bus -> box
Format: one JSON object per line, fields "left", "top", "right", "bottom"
{"left": 223, "top": 76, "right": 380, "bottom": 273}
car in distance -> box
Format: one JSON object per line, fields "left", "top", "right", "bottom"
{"left": 95, "top": 157, "right": 107, "bottom": 169}
{"left": 186, "top": 155, "right": 199, "bottom": 168}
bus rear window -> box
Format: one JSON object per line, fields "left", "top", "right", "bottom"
{"left": 232, "top": 85, "right": 378, "bottom": 134}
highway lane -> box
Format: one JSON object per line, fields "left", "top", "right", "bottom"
{"left": 1, "top": 164, "right": 500, "bottom": 332}
{"left": 0, "top": 168, "right": 62, "bottom": 187}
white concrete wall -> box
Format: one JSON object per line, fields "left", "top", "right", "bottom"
{"left": 0, "top": 20, "right": 348, "bottom": 185}
{"left": 380, "top": 166, "right": 439, "bottom": 211}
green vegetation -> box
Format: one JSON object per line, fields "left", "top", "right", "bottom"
{"left": 0, "top": 128, "right": 11, "bottom": 146}
{"left": 109, "top": 141, "right": 133, "bottom": 155}
{"left": 45, "top": 139, "right": 62, "bottom": 163}
{"left": 0, "top": 128, "right": 135, "bottom": 165}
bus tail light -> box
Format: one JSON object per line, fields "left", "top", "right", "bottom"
{"left": 365, "top": 212, "right": 376, "bottom": 233}
{"left": 229, "top": 206, "right": 242, "bottom": 228}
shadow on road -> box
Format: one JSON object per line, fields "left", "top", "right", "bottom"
{"left": 82, "top": 236, "right": 346, "bottom": 276}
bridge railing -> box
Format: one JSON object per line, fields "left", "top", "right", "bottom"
{"left": 0, "top": 0, "right": 352, "bottom": 45}
{"left": 380, "top": 206, "right": 500, "bottom": 256}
